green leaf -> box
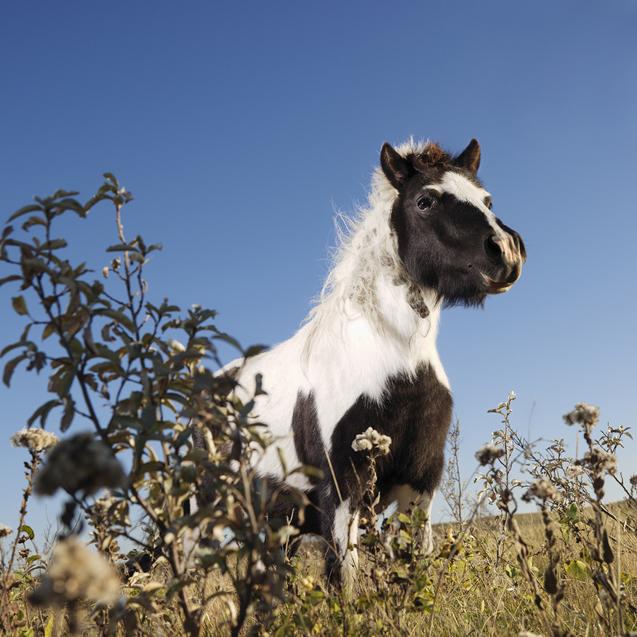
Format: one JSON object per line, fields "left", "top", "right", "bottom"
{"left": 11, "top": 295, "right": 28, "bottom": 315}
{"left": 3, "top": 354, "right": 27, "bottom": 386}
{"left": 165, "top": 579, "right": 194, "bottom": 603}
{"left": 0, "top": 275, "right": 22, "bottom": 287}
{"left": 22, "top": 258, "right": 53, "bottom": 276}
{"left": 44, "top": 615, "right": 54, "bottom": 637}
{"left": 277, "top": 446, "right": 288, "bottom": 476}
{"left": 47, "top": 370, "right": 74, "bottom": 397}
{"left": 106, "top": 243, "right": 140, "bottom": 253}
{"left": 21, "top": 215, "right": 47, "bottom": 231}
{"left": 27, "top": 400, "right": 62, "bottom": 428}
{"left": 112, "top": 415, "right": 144, "bottom": 431}
{"left": 301, "top": 465, "right": 323, "bottom": 479}
{"left": 40, "top": 238, "right": 68, "bottom": 251}
{"left": 1, "top": 341, "right": 29, "bottom": 358}
{"left": 94, "top": 308, "right": 135, "bottom": 332}
{"left": 60, "top": 396, "right": 75, "bottom": 432}
{"left": 244, "top": 344, "right": 268, "bottom": 358}
{"left": 8, "top": 204, "right": 42, "bottom": 222}
{"left": 50, "top": 189, "right": 79, "bottom": 200}
{"left": 214, "top": 332, "right": 243, "bottom": 352}
{"left": 309, "top": 587, "right": 325, "bottom": 606}
{"left": 20, "top": 524, "right": 35, "bottom": 540}
{"left": 103, "top": 172, "right": 119, "bottom": 188}
{"left": 55, "top": 198, "right": 86, "bottom": 217}
{"left": 564, "top": 560, "right": 589, "bottom": 581}
{"left": 83, "top": 192, "right": 109, "bottom": 212}
{"left": 42, "top": 322, "right": 58, "bottom": 340}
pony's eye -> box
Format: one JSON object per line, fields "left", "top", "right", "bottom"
{"left": 417, "top": 196, "right": 434, "bottom": 211}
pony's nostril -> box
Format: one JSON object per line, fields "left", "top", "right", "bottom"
{"left": 484, "top": 235, "right": 502, "bottom": 260}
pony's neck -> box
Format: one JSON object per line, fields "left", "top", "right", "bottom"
{"left": 304, "top": 268, "right": 444, "bottom": 378}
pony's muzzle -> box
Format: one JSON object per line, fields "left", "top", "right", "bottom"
{"left": 483, "top": 232, "right": 526, "bottom": 292}
{"left": 485, "top": 233, "right": 525, "bottom": 267}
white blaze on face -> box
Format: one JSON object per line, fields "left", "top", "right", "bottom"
{"left": 439, "top": 171, "right": 522, "bottom": 264}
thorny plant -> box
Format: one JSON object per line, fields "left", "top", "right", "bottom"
{"left": 476, "top": 391, "right": 518, "bottom": 566}
{"left": 0, "top": 177, "right": 310, "bottom": 637}
{"left": 476, "top": 397, "right": 635, "bottom": 637}
{"left": 440, "top": 416, "right": 472, "bottom": 528}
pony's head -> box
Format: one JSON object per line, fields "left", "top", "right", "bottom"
{"left": 381, "top": 139, "right": 526, "bottom": 308}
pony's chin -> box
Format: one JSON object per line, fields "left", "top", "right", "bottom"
{"left": 480, "top": 273, "right": 514, "bottom": 294}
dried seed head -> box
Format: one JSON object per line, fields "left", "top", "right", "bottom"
{"left": 33, "top": 432, "right": 127, "bottom": 496}
{"left": 566, "top": 464, "right": 585, "bottom": 479}
{"left": 352, "top": 427, "right": 392, "bottom": 455}
{"left": 522, "top": 477, "right": 563, "bottom": 502}
{"left": 89, "top": 492, "right": 120, "bottom": 524}
{"left": 475, "top": 443, "right": 504, "bottom": 466}
{"left": 29, "top": 536, "right": 121, "bottom": 606}
{"left": 11, "top": 428, "right": 59, "bottom": 453}
{"left": 577, "top": 447, "right": 617, "bottom": 476}
{"left": 563, "top": 402, "right": 600, "bottom": 430}
{"left": 0, "top": 524, "right": 12, "bottom": 539}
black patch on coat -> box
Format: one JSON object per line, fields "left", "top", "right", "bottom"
{"left": 282, "top": 364, "right": 453, "bottom": 583}
{"left": 263, "top": 481, "right": 322, "bottom": 541}
{"left": 291, "top": 391, "right": 323, "bottom": 486}
{"left": 329, "top": 362, "right": 453, "bottom": 506}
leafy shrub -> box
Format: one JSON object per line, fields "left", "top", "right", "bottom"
{"left": 0, "top": 176, "right": 308, "bottom": 636}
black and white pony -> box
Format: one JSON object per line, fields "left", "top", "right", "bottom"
{"left": 209, "top": 138, "right": 525, "bottom": 585}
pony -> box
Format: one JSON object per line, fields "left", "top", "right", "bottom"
{"left": 202, "top": 137, "right": 526, "bottom": 586}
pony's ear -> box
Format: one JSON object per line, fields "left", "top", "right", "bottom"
{"left": 454, "top": 139, "right": 481, "bottom": 174}
{"left": 381, "top": 143, "right": 412, "bottom": 192}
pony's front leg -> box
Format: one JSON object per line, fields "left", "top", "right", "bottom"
{"left": 334, "top": 498, "right": 360, "bottom": 588}
{"left": 396, "top": 486, "right": 435, "bottom": 555}
{"left": 322, "top": 486, "right": 360, "bottom": 589}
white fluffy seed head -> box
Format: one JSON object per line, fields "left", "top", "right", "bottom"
{"left": 475, "top": 443, "right": 504, "bottom": 466}
{"left": 563, "top": 403, "right": 600, "bottom": 430}
{"left": 352, "top": 427, "right": 392, "bottom": 454}
{"left": 11, "top": 428, "right": 59, "bottom": 453}
{"left": 523, "top": 477, "right": 563, "bottom": 502}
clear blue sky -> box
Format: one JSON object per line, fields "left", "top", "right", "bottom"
{"left": 1, "top": 1, "right": 636, "bottom": 540}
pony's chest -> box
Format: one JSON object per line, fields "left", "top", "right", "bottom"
{"left": 330, "top": 363, "right": 453, "bottom": 465}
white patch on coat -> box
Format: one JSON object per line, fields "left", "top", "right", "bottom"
{"left": 393, "top": 485, "right": 435, "bottom": 554}
{"left": 439, "top": 171, "right": 507, "bottom": 235}
{"left": 334, "top": 498, "right": 359, "bottom": 589}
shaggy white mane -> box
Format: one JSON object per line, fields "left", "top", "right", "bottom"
{"left": 302, "top": 139, "right": 439, "bottom": 357}
{"left": 312, "top": 140, "right": 436, "bottom": 315}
